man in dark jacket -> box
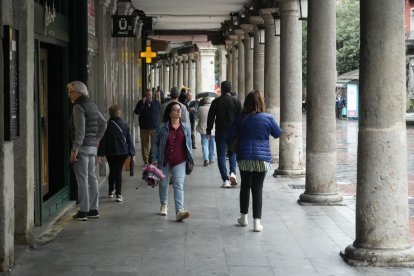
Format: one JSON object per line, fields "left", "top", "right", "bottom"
{"left": 134, "top": 88, "right": 161, "bottom": 164}
{"left": 67, "top": 81, "right": 107, "bottom": 221}
{"left": 207, "top": 81, "right": 242, "bottom": 188}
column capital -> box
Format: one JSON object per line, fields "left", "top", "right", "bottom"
{"left": 234, "top": 29, "right": 245, "bottom": 41}
{"left": 280, "top": 0, "right": 299, "bottom": 15}
{"left": 188, "top": 52, "right": 195, "bottom": 60}
{"left": 182, "top": 54, "right": 188, "bottom": 62}
{"left": 249, "top": 16, "right": 264, "bottom": 26}
{"left": 240, "top": 24, "right": 254, "bottom": 34}
{"left": 260, "top": 8, "right": 278, "bottom": 26}
{"left": 177, "top": 56, "right": 183, "bottom": 62}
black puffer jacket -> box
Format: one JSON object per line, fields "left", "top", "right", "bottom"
{"left": 98, "top": 117, "right": 135, "bottom": 157}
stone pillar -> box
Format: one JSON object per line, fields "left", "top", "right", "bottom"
{"left": 260, "top": 9, "right": 281, "bottom": 162}
{"left": 163, "top": 60, "right": 170, "bottom": 93}
{"left": 13, "top": 0, "right": 35, "bottom": 247}
{"left": 241, "top": 24, "right": 254, "bottom": 99}
{"left": 188, "top": 53, "right": 196, "bottom": 92}
{"left": 169, "top": 58, "right": 174, "bottom": 90}
{"left": 195, "top": 51, "right": 202, "bottom": 93}
{"left": 341, "top": 0, "right": 414, "bottom": 267}
{"left": 177, "top": 56, "right": 184, "bottom": 89}
{"left": 229, "top": 35, "right": 239, "bottom": 93}
{"left": 154, "top": 62, "right": 160, "bottom": 89}
{"left": 274, "top": 0, "right": 305, "bottom": 176}
{"left": 298, "top": 1, "right": 342, "bottom": 204}
{"left": 182, "top": 54, "right": 189, "bottom": 88}
{"left": 174, "top": 55, "right": 179, "bottom": 88}
{"left": 225, "top": 40, "right": 233, "bottom": 82}
{"left": 218, "top": 45, "right": 227, "bottom": 84}
{"left": 199, "top": 45, "right": 217, "bottom": 92}
{"left": 249, "top": 16, "right": 265, "bottom": 94}
{"left": 235, "top": 29, "right": 245, "bottom": 102}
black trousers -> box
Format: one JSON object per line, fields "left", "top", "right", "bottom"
{"left": 107, "top": 155, "right": 128, "bottom": 195}
{"left": 239, "top": 170, "right": 266, "bottom": 219}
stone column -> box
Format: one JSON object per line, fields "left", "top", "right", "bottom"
{"left": 229, "top": 35, "right": 239, "bottom": 93}
{"left": 249, "top": 16, "right": 265, "bottom": 94}
{"left": 195, "top": 51, "right": 202, "bottom": 93}
{"left": 182, "top": 54, "right": 189, "bottom": 88}
{"left": 199, "top": 45, "right": 217, "bottom": 92}
{"left": 169, "top": 57, "right": 174, "bottom": 90}
{"left": 225, "top": 40, "right": 233, "bottom": 82}
{"left": 13, "top": 0, "right": 35, "bottom": 247}
{"left": 154, "top": 62, "right": 160, "bottom": 89}
{"left": 299, "top": 1, "right": 342, "bottom": 204}
{"left": 177, "top": 56, "right": 184, "bottom": 89}
{"left": 274, "top": 0, "right": 305, "bottom": 176}
{"left": 188, "top": 53, "right": 196, "bottom": 92}
{"left": 341, "top": 0, "right": 414, "bottom": 267}
{"left": 163, "top": 60, "right": 170, "bottom": 93}
{"left": 235, "top": 29, "right": 245, "bottom": 102}
{"left": 218, "top": 45, "right": 227, "bottom": 84}
{"left": 241, "top": 24, "right": 254, "bottom": 98}
{"left": 173, "top": 55, "right": 179, "bottom": 88}
{"left": 260, "top": 9, "right": 281, "bottom": 162}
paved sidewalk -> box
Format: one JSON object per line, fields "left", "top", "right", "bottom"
{"left": 6, "top": 120, "right": 414, "bottom": 275}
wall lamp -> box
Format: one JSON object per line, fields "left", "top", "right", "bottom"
{"left": 271, "top": 11, "right": 281, "bottom": 36}
{"left": 298, "top": 0, "right": 308, "bottom": 20}
{"left": 249, "top": 33, "right": 254, "bottom": 50}
{"left": 258, "top": 26, "right": 265, "bottom": 44}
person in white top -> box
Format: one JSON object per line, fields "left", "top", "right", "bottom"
{"left": 196, "top": 97, "right": 216, "bottom": 166}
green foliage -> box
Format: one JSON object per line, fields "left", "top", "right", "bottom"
{"left": 336, "top": 0, "right": 360, "bottom": 75}
{"left": 302, "top": 0, "right": 360, "bottom": 83}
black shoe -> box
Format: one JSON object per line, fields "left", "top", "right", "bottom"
{"left": 87, "top": 209, "right": 99, "bottom": 218}
{"left": 203, "top": 160, "right": 209, "bottom": 167}
{"left": 192, "top": 146, "right": 197, "bottom": 149}
{"left": 72, "top": 211, "right": 87, "bottom": 221}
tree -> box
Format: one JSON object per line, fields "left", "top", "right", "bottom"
{"left": 336, "top": 0, "right": 360, "bottom": 75}
{"left": 302, "top": 0, "right": 360, "bottom": 84}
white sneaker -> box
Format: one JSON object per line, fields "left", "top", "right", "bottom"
{"left": 116, "top": 195, "right": 123, "bottom": 202}
{"left": 237, "top": 214, "right": 248, "bottom": 226}
{"left": 221, "top": 180, "right": 231, "bottom": 188}
{"left": 159, "top": 205, "right": 168, "bottom": 216}
{"left": 176, "top": 209, "right": 190, "bottom": 221}
{"left": 254, "top": 219, "right": 263, "bottom": 232}
{"left": 229, "top": 172, "right": 237, "bottom": 186}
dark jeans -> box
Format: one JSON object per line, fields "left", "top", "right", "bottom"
{"left": 239, "top": 170, "right": 266, "bottom": 219}
{"left": 107, "top": 155, "right": 128, "bottom": 195}
{"left": 215, "top": 131, "right": 237, "bottom": 181}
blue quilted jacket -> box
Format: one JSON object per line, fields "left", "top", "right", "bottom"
{"left": 228, "top": 112, "right": 282, "bottom": 162}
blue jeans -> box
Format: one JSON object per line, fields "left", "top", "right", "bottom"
{"left": 200, "top": 134, "right": 216, "bottom": 162}
{"left": 159, "top": 162, "right": 186, "bottom": 212}
{"left": 73, "top": 146, "right": 99, "bottom": 212}
{"left": 215, "top": 131, "right": 237, "bottom": 181}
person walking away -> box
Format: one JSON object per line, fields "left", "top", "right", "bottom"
{"left": 159, "top": 87, "right": 190, "bottom": 125}
{"left": 228, "top": 90, "right": 282, "bottom": 232}
{"left": 98, "top": 105, "right": 135, "bottom": 202}
{"left": 207, "top": 81, "right": 242, "bottom": 188}
{"left": 336, "top": 93, "right": 346, "bottom": 119}
{"left": 196, "top": 97, "right": 216, "bottom": 166}
{"left": 134, "top": 88, "right": 161, "bottom": 165}
{"left": 152, "top": 102, "right": 194, "bottom": 221}
{"left": 186, "top": 90, "right": 197, "bottom": 149}
{"left": 67, "top": 81, "right": 107, "bottom": 221}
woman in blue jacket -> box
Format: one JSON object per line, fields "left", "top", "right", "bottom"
{"left": 228, "top": 91, "right": 282, "bottom": 232}
{"left": 98, "top": 105, "right": 135, "bottom": 202}
{"left": 152, "top": 102, "right": 194, "bottom": 221}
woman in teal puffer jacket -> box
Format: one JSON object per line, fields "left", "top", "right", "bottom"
{"left": 228, "top": 90, "right": 282, "bottom": 232}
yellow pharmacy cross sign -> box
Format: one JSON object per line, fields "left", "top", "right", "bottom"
{"left": 139, "top": 46, "right": 157, "bottom": 63}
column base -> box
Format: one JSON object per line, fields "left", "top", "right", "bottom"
{"left": 299, "top": 193, "right": 344, "bottom": 205}
{"left": 273, "top": 168, "right": 305, "bottom": 176}
{"left": 340, "top": 245, "right": 414, "bottom": 267}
